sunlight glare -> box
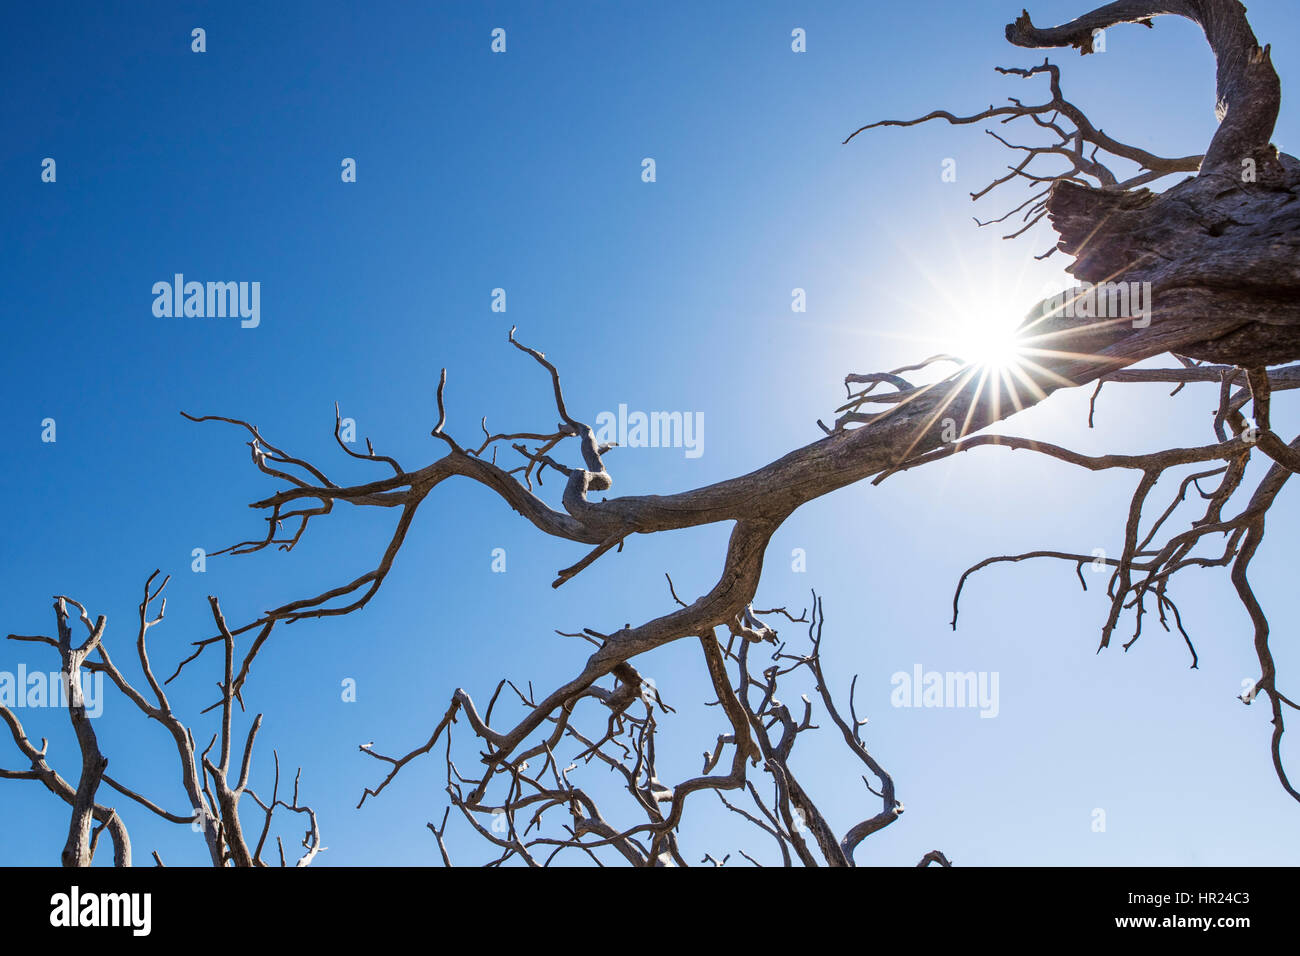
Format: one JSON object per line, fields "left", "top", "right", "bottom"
{"left": 951, "top": 297, "right": 1025, "bottom": 372}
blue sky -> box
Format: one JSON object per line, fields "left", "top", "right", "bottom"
{"left": 1, "top": 0, "right": 1298, "bottom": 865}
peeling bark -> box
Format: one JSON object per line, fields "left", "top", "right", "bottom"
{"left": 131, "top": 1, "right": 1300, "bottom": 861}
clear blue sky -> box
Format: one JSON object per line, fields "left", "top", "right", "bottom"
{"left": 2, "top": 0, "right": 1297, "bottom": 865}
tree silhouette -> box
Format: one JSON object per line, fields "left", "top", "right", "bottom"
{"left": 6, "top": 0, "right": 1296, "bottom": 865}
{"left": 185, "top": 0, "right": 1300, "bottom": 864}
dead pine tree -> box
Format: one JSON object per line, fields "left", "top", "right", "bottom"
{"left": 160, "top": 0, "right": 1298, "bottom": 865}
{"left": 1, "top": 574, "right": 322, "bottom": 867}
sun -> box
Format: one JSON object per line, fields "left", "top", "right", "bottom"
{"left": 828, "top": 235, "right": 1056, "bottom": 392}
{"left": 950, "top": 302, "right": 1026, "bottom": 372}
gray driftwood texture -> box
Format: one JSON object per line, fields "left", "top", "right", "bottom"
{"left": 5, "top": 1, "right": 1296, "bottom": 866}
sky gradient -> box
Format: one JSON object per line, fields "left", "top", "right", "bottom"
{"left": 2, "top": 0, "right": 1298, "bottom": 866}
